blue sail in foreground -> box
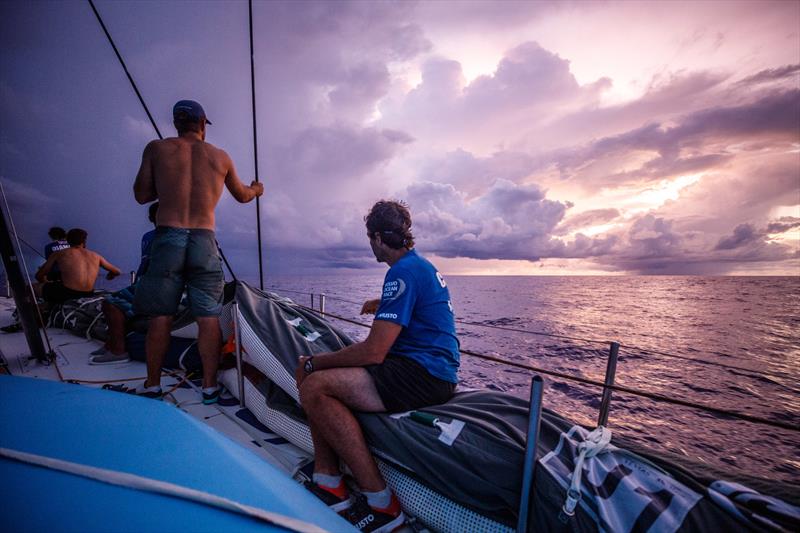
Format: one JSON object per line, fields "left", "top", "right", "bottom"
{"left": 0, "top": 375, "right": 354, "bottom": 532}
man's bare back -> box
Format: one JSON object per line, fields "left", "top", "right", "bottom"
{"left": 36, "top": 247, "right": 120, "bottom": 292}
{"left": 133, "top": 133, "right": 262, "bottom": 229}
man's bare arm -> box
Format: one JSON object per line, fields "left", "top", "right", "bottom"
{"left": 306, "top": 320, "right": 402, "bottom": 369}
{"left": 99, "top": 256, "right": 121, "bottom": 280}
{"left": 133, "top": 141, "right": 158, "bottom": 204}
{"left": 224, "top": 154, "right": 264, "bottom": 203}
{"left": 360, "top": 298, "right": 381, "bottom": 315}
{"left": 35, "top": 254, "right": 58, "bottom": 283}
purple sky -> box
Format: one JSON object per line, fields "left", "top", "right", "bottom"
{"left": 1, "top": 0, "right": 798, "bottom": 278}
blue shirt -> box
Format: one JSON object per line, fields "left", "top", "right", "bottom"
{"left": 375, "top": 249, "right": 460, "bottom": 383}
{"left": 44, "top": 240, "right": 70, "bottom": 258}
{"left": 44, "top": 240, "right": 70, "bottom": 274}
{"left": 135, "top": 230, "right": 156, "bottom": 279}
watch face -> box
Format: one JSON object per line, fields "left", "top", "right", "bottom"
{"left": 304, "top": 358, "right": 313, "bottom": 374}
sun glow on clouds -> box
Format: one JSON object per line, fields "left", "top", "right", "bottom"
{"left": 612, "top": 173, "right": 705, "bottom": 216}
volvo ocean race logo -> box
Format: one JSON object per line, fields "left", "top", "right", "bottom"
{"left": 436, "top": 271, "right": 447, "bottom": 288}
{"left": 383, "top": 278, "right": 406, "bottom": 301}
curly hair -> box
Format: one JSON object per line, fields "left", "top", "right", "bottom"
{"left": 364, "top": 200, "right": 415, "bottom": 249}
{"left": 66, "top": 228, "right": 87, "bottom": 246}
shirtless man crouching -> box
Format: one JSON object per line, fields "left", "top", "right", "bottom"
{"left": 132, "top": 100, "right": 263, "bottom": 401}
{"left": 35, "top": 228, "right": 121, "bottom": 303}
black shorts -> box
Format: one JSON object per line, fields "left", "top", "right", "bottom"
{"left": 366, "top": 355, "right": 456, "bottom": 413}
{"left": 42, "top": 282, "right": 93, "bottom": 303}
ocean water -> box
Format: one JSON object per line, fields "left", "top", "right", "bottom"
{"left": 265, "top": 274, "right": 800, "bottom": 486}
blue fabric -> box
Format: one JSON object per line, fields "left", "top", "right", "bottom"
{"left": 44, "top": 240, "right": 69, "bottom": 274}
{"left": 375, "top": 249, "right": 460, "bottom": 383}
{"left": 44, "top": 239, "right": 69, "bottom": 259}
{"left": 134, "top": 226, "right": 223, "bottom": 317}
{"left": 136, "top": 229, "right": 156, "bottom": 279}
{"left": 0, "top": 375, "right": 354, "bottom": 532}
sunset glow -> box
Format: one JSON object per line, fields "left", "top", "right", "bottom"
{"left": 1, "top": 0, "right": 798, "bottom": 276}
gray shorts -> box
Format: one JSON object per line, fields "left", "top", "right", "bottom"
{"left": 133, "top": 226, "right": 223, "bottom": 317}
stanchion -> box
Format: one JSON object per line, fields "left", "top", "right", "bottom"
{"left": 319, "top": 294, "right": 326, "bottom": 314}
{"left": 517, "top": 375, "right": 544, "bottom": 533}
{"left": 597, "top": 341, "right": 620, "bottom": 427}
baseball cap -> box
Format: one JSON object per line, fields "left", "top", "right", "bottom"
{"left": 173, "top": 100, "right": 212, "bottom": 125}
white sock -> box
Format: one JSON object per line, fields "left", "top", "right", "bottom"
{"left": 313, "top": 472, "right": 342, "bottom": 489}
{"left": 202, "top": 386, "right": 219, "bottom": 395}
{"left": 362, "top": 486, "right": 392, "bottom": 509}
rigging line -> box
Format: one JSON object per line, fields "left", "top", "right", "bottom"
{"left": 272, "top": 286, "right": 792, "bottom": 383}
{"left": 16, "top": 236, "right": 46, "bottom": 260}
{"left": 248, "top": 0, "right": 264, "bottom": 291}
{"left": 0, "top": 180, "right": 55, "bottom": 357}
{"left": 455, "top": 319, "right": 609, "bottom": 347}
{"left": 308, "top": 306, "right": 799, "bottom": 433}
{"left": 216, "top": 242, "right": 238, "bottom": 282}
{"left": 456, "top": 319, "right": 792, "bottom": 383}
{"left": 87, "top": 0, "right": 163, "bottom": 140}
{"left": 265, "top": 285, "right": 366, "bottom": 306}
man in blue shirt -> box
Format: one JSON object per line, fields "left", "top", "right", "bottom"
{"left": 43, "top": 227, "right": 70, "bottom": 281}
{"left": 296, "top": 200, "right": 459, "bottom": 532}
{"left": 89, "top": 202, "right": 158, "bottom": 364}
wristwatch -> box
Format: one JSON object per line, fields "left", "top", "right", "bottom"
{"left": 303, "top": 356, "right": 314, "bottom": 374}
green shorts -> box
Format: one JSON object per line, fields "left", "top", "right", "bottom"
{"left": 133, "top": 226, "right": 223, "bottom": 317}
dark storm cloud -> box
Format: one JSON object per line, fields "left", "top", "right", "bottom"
{"left": 715, "top": 223, "right": 759, "bottom": 250}
{"left": 554, "top": 89, "right": 800, "bottom": 188}
{"left": 766, "top": 217, "right": 800, "bottom": 234}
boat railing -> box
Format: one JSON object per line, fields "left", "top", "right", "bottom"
{"left": 265, "top": 285, "right": 798, "bottom": 434}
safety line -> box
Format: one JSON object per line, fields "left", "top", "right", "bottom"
{"left": 271, "top": 285, "right": 792, "bottom": 384}
{"left": 307, "top": 305, "right": 799, "bottom": 433}
{"left": 88, "top": 0, "right": 162, "bottom": 140}
{"left": 16, "top": 236, "right": 46, "bottom": 260}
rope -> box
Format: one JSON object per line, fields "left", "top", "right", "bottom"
{"left": 216, "top": 242, "right": 238, "bottom": 283}
{"left": 559, "top": 426, "right": 613, "bottom": 522}
{"left": 458, "top": 320, "right": 795, "bottom": 383}
{"left": 307, "top": 306, "right": 800, "bottom": 433}
{"left": 16, "top": 236, "right": 46, "bottom": 260}
{"left": 456, "top": 319, "right": 609, "bottom": 347}
{"left": 0, "top": 447, "right": 325, "bottom": 532}
{"left": 247, "top": 0, "right": 264, "bottom": 291}
{"left": 87, "top": 0, "right": 162, "bottom": 140}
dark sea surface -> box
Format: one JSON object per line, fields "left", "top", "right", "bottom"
{"left": 265, "top": 275, "right": 800, "bottom": 486}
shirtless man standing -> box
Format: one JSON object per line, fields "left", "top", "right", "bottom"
{"left": 132, "top": 100, "right": 263, "bottom": 401}
{"left": 35, "top": 228, "right": 121, "bottom": 302}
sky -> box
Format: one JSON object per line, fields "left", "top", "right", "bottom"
{"left": 1, "top": 0, "right": 798, "bottom": 279}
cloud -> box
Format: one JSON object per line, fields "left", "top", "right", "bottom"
{"left": 715, "top": 223, "right": 758, "bottom": 250}
{"left": 738, "top": 64, "right": 800, "bottom": 86}
{"left": 384, "top": 41, "right": 608, "bottom": 150}
{"left": 716, "top": 218, "right": 800, "bottom": 251}
{"left": 403, "top": 179, "right": 570, "bottom": 261}
{"left": 556, "top": 208, "right": 621, "bottom": 235}
{"left": 767, "top": 217, "right": 800, "bottom": 234}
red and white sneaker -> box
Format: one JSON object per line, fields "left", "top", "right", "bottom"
{"left": 303, "top": 479, "right": 352, "bottom": 513}
{"left": 345, "top": 493, "right": 405, "bottom": 532}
